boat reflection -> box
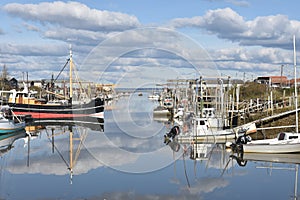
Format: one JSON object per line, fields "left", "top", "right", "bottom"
{"left": 4, "top": 118, "right": 105, "bottom": 184}
{"left": 230, "top": 152, "right": 299, "bottom": 200}
{"left": 0, "top": 129, "right": 27, "bottom": 156}
{"left": 167, "top": 142, "right": 234, "bottom": 198}
{"left": 231, "top": 152, "right": 300, "bottom": 166}
{"left": 28, "top": 117, "right": 104, "bottom": 132}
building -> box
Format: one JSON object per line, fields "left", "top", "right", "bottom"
{"left": 9, "top": 78, "right": 18, "bottom": 89}
{"left": 255, "top": 76, "right": 289, "bottom": 87}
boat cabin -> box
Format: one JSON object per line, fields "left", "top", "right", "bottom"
{"left": 193, "top": 117, "right": 209, "bottom": 136}
{"left": 8, "top": 89, "right": 45, "bottom": 105}
{"left": 277, "top": 132, "right": 299, "bottom": 140}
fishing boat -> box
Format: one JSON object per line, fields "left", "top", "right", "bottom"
{"left": 236, "top": 132, "right": 300, "bottom": 153}
{"left": 148, "top": 93, "right": 160, "bottom": 101}
{"left": 177, "top": 115, "right": 256, "bottom": 144}
{"left": 0, "top": 106, "right": 26, "bottom": 134}
{"left": 1, "top": 47, "right": 104, "bottom": 121}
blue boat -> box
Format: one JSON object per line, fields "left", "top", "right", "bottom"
{"left": 0, "top": 106, "right": 26, "bottom": 134}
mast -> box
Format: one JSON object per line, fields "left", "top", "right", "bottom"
{"left": 294, "top": 35, "right": 298, "bottom": 133}
{"left": 69, "top": 45, "right": 73, "bottom": 103}
{"left": 69, "top": 127, "right": 73, "bottom": 184}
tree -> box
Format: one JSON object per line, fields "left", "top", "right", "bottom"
{"left": 1, "top": 64, "right": 8, "bottom": 81}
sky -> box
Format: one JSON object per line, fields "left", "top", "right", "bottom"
{"left": 1, "top": 0, "right": 300, "bottom": 87}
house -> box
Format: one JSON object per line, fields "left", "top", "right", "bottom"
{"left": 9, "top": 78, "right": 18, "bottom": 89}
{"left": 255, "top": 76, "right": 289, "bottom": 87}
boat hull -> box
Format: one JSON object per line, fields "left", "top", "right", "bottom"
{"left": 0, "top": 121, "right": 25, "bottom": 134}
{"left": 9, "top": 97, "right": 104, "bottom": 120}
{"left": 243, "top": 142, "right": 300, "bottom": 153}
{"left": 242, "top": 152, "right": 300, "bottom": 164}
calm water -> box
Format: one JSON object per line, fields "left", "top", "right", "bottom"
{"left": 0, "top": 93, "right": 299, "bottom": 200}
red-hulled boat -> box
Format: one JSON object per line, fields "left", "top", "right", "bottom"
{"left": 4, "top": 47, "right": 104, "bottom": 121}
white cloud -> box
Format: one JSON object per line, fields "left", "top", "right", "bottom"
{"left": 3, "top": 1, "right": 140, "bottom": 32}
{"left": 0, "top": 27, "right": 4, "bottom": 35}
{"left": 1, "top": 4, "right": 299, "bottom": 82}
{"left": 43, "top": 27, "right": 117, "bottom": 45}
{"left": 23, "top": 22, "right": 39, "bottom": 32}
{"left": 170, "top": 7, "right": 300, "bottom": 50}
{"left": 211, "top": 47, "right": 295, "bottom": 78}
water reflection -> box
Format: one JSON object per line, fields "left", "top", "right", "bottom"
{"left": 0, "top": 95, "right": 299, "bottom": 199}
{"left": 0, "top": 130, "right": 27, "bottom": 156}
{"left": 4, "top": 124, "right": 103, "bottom": 179}
{"left": 231, "top": 152, "right": 299, "bottom": 200}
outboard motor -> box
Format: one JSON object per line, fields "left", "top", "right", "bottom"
{"left": 236, "top": 134, "right": 252, "bottom": 144}
{"left": 166, "top": 126, "right": 180, "bottom": 139}
{"left": 164, "top": 126, "right": 181, "bottom": 145}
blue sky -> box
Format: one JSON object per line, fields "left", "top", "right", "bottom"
{"left": 1, "top": 0, "right": 300, "bottom": 87}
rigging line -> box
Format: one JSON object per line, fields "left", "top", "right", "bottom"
{"left": 45, "top": 128, "right": 70, "bottom": 169}
{"left": 73, "top": 128, "right": 88, "bottom": 166}
{"left": 72, "top": 64, "right": 85, "bottom": 94}
{"left": 220, "top": 156, "right": 232, "bottom": 177}
{"left": 182, "top": 153, "right": 191, "bottom": 188}
{"left": 54, "top": 58, "right": 70, "bottom": 83}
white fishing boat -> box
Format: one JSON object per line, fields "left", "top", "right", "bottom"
{"left": 0, "top": 106, "right": 26, "bottom": 134}
{"left": 241, "top": 132, "right": 300, "bottom": 153}
{"left": 177, "top": 116, "right": 256, "bottom": 144}
{"left": 148, "top": 93, "right": 160, "bottom": 101}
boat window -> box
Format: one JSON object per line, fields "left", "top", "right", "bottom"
{"left": 278, "top": 133, "right": 285, "bottom": 140}
{"left": 289, "top": 136, "right": 298, "bottom": 139}
{"left": 200, "top": 120, "right": 206, "bottom": 125}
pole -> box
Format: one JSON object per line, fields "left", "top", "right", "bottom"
{"left": 281, "top": 65, "right": 283, "bottom": 88}
{"left": 294, "top": 164, "right": 298, "bottom": 200}
{"left": 294, "top": 35, "right": 298, "bottom": 133}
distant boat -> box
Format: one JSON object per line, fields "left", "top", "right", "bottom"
{"left": 0, "top": 106, "right": 26, "bottom": 134}
{"left": 148, "top": 93, "right": 160, "bottom": 101}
